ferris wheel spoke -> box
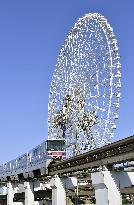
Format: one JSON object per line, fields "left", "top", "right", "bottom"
{"left": 48, "top": 13, "right": 121, "bottom": 158}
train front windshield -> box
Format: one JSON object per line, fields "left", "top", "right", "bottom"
{"left": 46, "top": 140, "right": 66, "bottom": 151}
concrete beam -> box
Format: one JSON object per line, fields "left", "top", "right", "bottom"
{"left": 0, "top": 186, "right": 7, "bottom": 195}
{"left": 112, "top": 171, "right": 134, "bottom": 189}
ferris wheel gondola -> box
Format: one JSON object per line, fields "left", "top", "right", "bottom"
{"left": 48, "top": 13, "right": 121, "bottom": 158}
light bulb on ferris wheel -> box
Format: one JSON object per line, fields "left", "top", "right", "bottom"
{"left": 48, "top": 13, "right": 121, "bottom": 158}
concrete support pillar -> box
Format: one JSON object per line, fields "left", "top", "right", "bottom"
{"left": 50, "top": 176, "right": 77, "bottom": 205}
{"left": 91, "top": 171, "right": 122, "bottom": 205}
{"left": 50, "top": 176, "right": 66, "bottom": 205}
{"left": 7, "top": 182, "right": 14, "bottom": 205}
{"left": 24, "top": 182, "right": 34, "bottom": 205}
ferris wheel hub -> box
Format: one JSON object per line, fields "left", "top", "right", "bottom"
{"left": 48, "top": 13, "right": 121, "bottom": 158}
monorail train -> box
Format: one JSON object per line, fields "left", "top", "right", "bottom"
{"left": 0, "top": 139, "right": 66, "bottom": 178}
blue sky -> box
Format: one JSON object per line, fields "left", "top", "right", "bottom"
{"left": 0, "top": 0, "right": 134, "bottom": 163}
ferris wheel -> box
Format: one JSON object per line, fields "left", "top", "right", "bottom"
{"left": 48, "top": 13, "right": 121, "bottom": 158}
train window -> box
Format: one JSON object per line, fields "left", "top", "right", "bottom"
{"left": 46, "top": 140, "right": 65, "bottom": 151}
{"left": 33, "top": 148, "right": 38, "bottom": 156}
{"left": 33, "top": 145, "right": 41, "bottom": 156}
{"left": 40, "top": 142, "right": 46, "bottom": 153}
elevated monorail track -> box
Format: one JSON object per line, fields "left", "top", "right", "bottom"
{"left": 48, "top": 135, "right": 134, "bottom": 175}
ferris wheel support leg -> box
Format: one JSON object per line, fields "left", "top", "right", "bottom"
{"left": 91, "top": 170, "right": 122, "bottom": 205}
